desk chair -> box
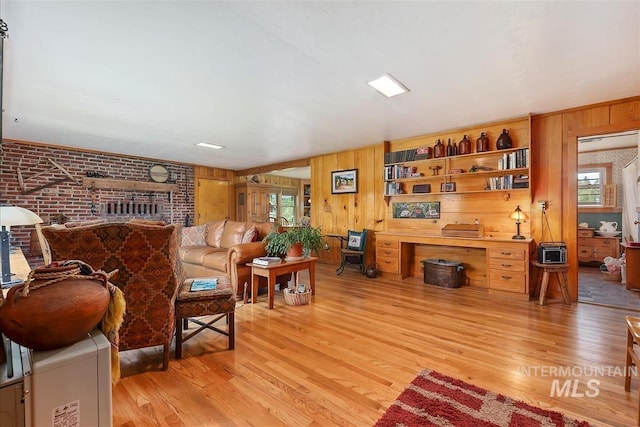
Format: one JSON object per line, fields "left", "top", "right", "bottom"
{"left": 336, "top": 229, "right": 368, "bottom": 275}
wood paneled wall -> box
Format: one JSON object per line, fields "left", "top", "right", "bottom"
{"left": 194, "top": 165, "right": 235, "bottom": 221}
{"left": 532, "top": 96, "right": 640, "bottom": 300}
{"left": 384, "top": 117, "right": 531, "bottom": 237}
{"left": 310, "top": 146, "right": 384, "bottom": 265}
{"left": 310, "top": 97, "right": 640, "bottom": 299}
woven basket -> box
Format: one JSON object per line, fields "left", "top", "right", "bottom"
{"left": 601, "top": 271, "right": 622, "bottom": 282}
{"left": 284, "top": 290, "right": 311, "bottom": 306}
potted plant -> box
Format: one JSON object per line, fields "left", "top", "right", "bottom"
{"left": 263, "top": 223, "right": 325, "bottom": 259}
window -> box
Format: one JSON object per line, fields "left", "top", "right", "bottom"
{"left": 578, "top": 166, "right": 607, "bottom": 206}
{"left": 269, "top": 187, "right": 298, "bottom": 225}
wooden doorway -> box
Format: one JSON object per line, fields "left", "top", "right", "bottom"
{"left": 196, "top": 178, "right": 229, "bottom": 224}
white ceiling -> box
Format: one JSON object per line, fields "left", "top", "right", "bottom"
{"left": 2, "top": 1, "right": 639, "bottom": 171}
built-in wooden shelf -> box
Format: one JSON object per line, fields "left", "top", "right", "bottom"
{"left": 82, "top": 177, "right": 179, "bottom": 192}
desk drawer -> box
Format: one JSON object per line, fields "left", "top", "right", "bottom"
{"left": 377, "top": 239, "right": 399, "bottom": 250}
{"left": 377, "top": 247, "right": 399, "bottom": 259}
{"left": 488, "top": 248, "right": 525, "bottom": 260}
{"left": 593, "top": 246, "right": 616, "bottom": 259}
{"left": 592, "top": 238, "right": 616, "bottom": 248}
{"left": 377, "top": 256, "right": 399, "bottom": 273}
{"left": 578, "top": 245, "right": 593, "bottom": 258}
{"left": 489, "top": 258, "right": 525, "bottom": 272}
{"left": 489, "top": 270, "right": 526, "bottom": 292}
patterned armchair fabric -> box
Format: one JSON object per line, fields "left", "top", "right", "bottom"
{"left": 41, "top": 221, "right": 183, "bottom": 370}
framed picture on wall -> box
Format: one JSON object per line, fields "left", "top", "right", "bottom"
{"left": 331, "top": 169, "right": 358, "bottom": 194}
{"left": 441, "top": 182, "right": 456, "bottom": 192}
{"left": 392, "top": 202, "right": 440, "bottom": 219}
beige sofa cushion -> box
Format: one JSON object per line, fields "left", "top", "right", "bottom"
{"left": 201, "top": 251, "right": 228, "bottom": 272}
{"left": 179, "top": 245, "right": 225, "bottom": 264}
{"left": 205, "top": 220, "right": 227, "bottom": 248}
{"left": 220, "top": 221, "right": 247, "bottom": 248}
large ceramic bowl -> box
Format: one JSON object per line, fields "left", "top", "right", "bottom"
{"left": 595, "top": 230, "right": 621, "bottom": 238}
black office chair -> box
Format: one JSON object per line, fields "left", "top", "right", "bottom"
{"left": 336, "top": 229, "right": 368, "bottom": 275}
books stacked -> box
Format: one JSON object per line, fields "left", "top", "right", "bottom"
{"left": 252, "top": 256, "right": 282, "bottom": 266}
{"left": 190, "top": 277, "right": 218, "bottom": 292}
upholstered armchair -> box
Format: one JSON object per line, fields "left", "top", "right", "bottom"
{"left": 41, "top": 221, "right": 183, "bottom": 370}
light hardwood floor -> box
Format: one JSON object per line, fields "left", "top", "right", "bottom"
{"left": 113, "top": 263, "right": 638, "bottom": 427}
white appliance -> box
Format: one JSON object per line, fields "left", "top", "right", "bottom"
{"left": 24, "top": 329, "right": 112, "bottom": 427}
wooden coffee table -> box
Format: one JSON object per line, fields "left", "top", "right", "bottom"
{"left": 248, "top": 257, "right": 317, "bottom": 309}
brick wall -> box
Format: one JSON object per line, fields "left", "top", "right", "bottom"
{"left": 1, "top": 141, "right": 194, "bottom": 264}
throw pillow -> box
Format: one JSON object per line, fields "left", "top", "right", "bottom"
{"left": 242, "top": 226, "right": 257, "bottom": 243}
{"left": 181, "top": 224, "right": 207, "bottom": 246}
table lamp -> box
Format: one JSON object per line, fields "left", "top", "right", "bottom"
{"left": 509, "top": 205, "right": 528, "bottom": 240}
{"left": 1, "top": 206, "right": 43, "bottom": 287}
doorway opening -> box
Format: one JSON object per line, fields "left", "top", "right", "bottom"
{"left": 576, "top": 130, "right": 640, "bottom": 310}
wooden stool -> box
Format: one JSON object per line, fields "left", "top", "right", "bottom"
{"left": 175, "top": 276, "right": 236, "bottom": 359}
{"left": 625, "top": 316, "right": 640, "bottom": 425}
{"left": 532, "top": 262, "right": 571, "bottom": 305}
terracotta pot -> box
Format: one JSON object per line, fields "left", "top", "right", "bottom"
{"left": 0, "top": 265, "right": 110, "bottom": 350}
{"left": 286, "top": 242, "right": 304, "bottom": 259}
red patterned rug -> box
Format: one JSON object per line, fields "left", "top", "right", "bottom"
{"left": 375, "top": 369, "right": 591, "bottom": 427}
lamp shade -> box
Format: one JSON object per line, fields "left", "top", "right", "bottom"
{"left": 0, "top": 206, "right": 43, "bottom": 227}
{"left": 509, "top": 206, "right": 528, "bottom": 222}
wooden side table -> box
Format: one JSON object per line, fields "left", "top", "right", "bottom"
{"left": 248, "top": 257, "right": 316, "bottom": 309}
{"left": 532, "top": 262, "right": 571, "bottom": 305}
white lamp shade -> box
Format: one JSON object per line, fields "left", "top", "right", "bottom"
{"left": 0, "top": 206, "right": 43, "bottom": 227}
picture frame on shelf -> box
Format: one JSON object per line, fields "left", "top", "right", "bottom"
{"left": 441, "top": 182, "right": 456, "bottom": 192}
{"left": 331, "top": 169, "right": 358, "bottom": 194}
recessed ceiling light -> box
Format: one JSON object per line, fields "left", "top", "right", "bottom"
{"left": 197, "top": 142, "right": 225, "bottom": 150}
{"left": 367, "top": 74, "right": 409, "bottom": 98}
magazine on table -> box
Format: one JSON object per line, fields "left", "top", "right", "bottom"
{"left": 190, "top": 277, "right": 218, "bottom": 291}
{"left": 252, "top": 256, "right": 282, "bottom": 266}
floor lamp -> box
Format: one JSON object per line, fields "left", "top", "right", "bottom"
{"left": 1, "top": 206, "right": 43, "bottom": 287}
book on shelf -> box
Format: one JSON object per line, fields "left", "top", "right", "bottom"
{"left": 190, "top": 277, "right": 218, "bottom": 292}
{"left": 252, "top": 256, "right": 282, "bottom": 266}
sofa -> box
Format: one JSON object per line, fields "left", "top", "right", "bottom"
{"left": 179, "top": 220, "right": 289, "bottom": 297}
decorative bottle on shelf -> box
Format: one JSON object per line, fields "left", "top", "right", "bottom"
{"left": 433, "top": 139, "right": 445, "bottom": 158}
{"left": 458, "top": 134, "right": 472, "bottom": 155}
{"left": 452, "top": 141, "right": 458, "bottom": 156}
{"left": 476, "top": 131, "right": 490, "bottom": 152}
{"left": 446, "top": 139, "right": 453, "bottom": 156}
{"left": 496, "top": 129, "right": 513, "bottom": 150}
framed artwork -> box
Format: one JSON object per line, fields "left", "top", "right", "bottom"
{"left": 331, "top": 169, "right": 358, "bottom": 194}
{"left": 441, "top": 182, "right": 456, "bottom": 192}
{"left": 392, "top": 202, "right": 440, "bottom": 219}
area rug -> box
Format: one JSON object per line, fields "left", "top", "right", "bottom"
{"left": 375, "top": 369, "right": 591, "bottom": 427}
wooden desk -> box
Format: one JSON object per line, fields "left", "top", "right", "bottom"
{"left": 1, "top": 247, "right": 31, "bottom": 288}
{"left": 248, "top": 257, "right": 317, "bottom": 309}
{"left": 375, "top": 232, "right": 534, "bottom": 297}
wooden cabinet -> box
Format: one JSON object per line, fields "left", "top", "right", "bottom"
{"left": 376, "top": 237, "right": 401, "bottom": 274}
{"left": 235, "top": 183, "right": 271, "bottom": 222}
{"left": 578, "top": 236, "right": 620, "bottom": 263}
{"left": 487, "top": 247, "right": 527, "bottom": 294}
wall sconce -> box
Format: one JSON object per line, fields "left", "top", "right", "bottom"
{"left": 509, "top": 205, "right": 528, "bottom": 240}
